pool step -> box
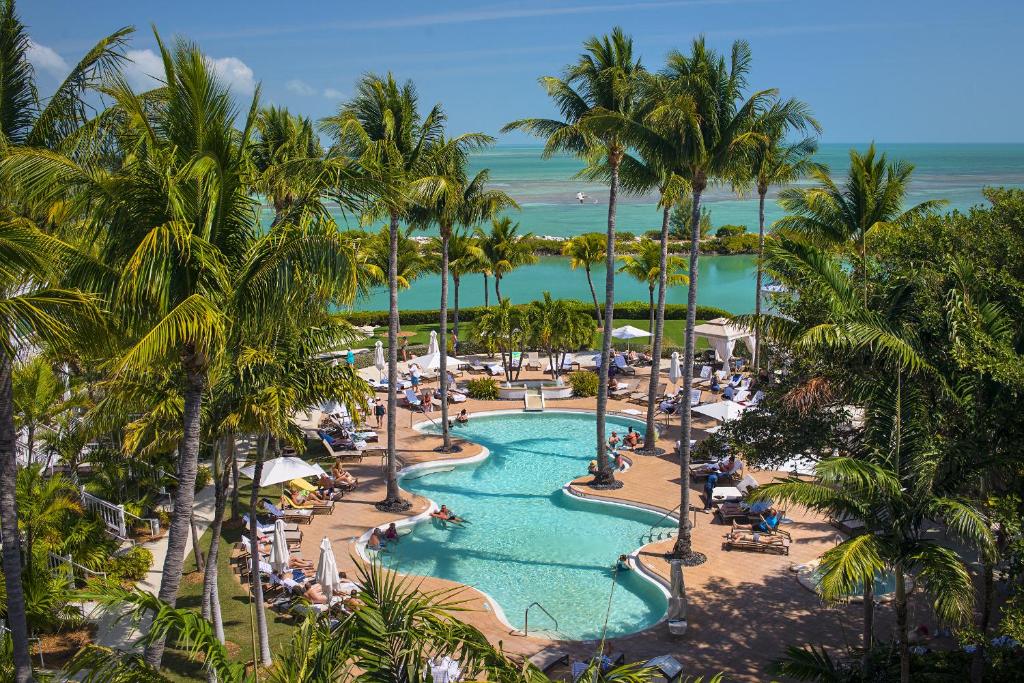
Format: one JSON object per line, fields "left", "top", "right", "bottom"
{"left": 523, "top": 389, "right": 545, "bottom": 412}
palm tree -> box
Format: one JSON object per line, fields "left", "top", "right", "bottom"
{"left": 529, "top": 293, "right": 595, "bottom": 379}
{"left": 250, "top": 107, "right": 326, "bottom": 226}
{"left": 561, "top": 233, "right": 607, "bottom": 324}
{"left": 616, "top": 238, "right": 687, "bottom": 335}
{"left": 505, "top": 27, "right": 643, "bottom": 487}
{"left": 745, "top": 99, "right": 822, "bottom": 370}
{"left": 433, "top": 228, "right": 485, "bottom": 340}
{"left": 474, "top": 216, "right": 538, "bottom": 303}
{"left": 11, "top": 356, "right": 66, "bottom": 465}
{"left": 473, "top": 299, "right": 528, "bottom": 383}
{"left": 413, "top": 141, "right": 515, "bottom": 451}
{"left": 655, "top": 37, "right": 776, "bottom": 559}
{"left": 0, "top": 6, "right": 127, "bottom": 677}
{"left": 324, "top": 73, "right": 445, "bottom": 512}
{"left": 775, "top": 143, "right": 944, "bottom": 303}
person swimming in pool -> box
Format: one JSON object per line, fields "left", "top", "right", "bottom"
{"left": 431, "top": 504, "right": 466, "bottom": 524}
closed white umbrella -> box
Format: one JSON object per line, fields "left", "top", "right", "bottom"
{"left": 240, "top": 456, "right": 326, "bottom": 487}
{"left": 270, "top": 520, "right": 290, "bottom": 573}
{"left": 666, "top": 559, "right": 687, "bottom": 635}
{"left": 427, "top": 330, "right": 439, "bottom": 355}
{"left": 374, "top": 340, "right": 385, "bottom": 380}
{"left": 315, "top": 536, "right": 340, "bottom": 596}
{"left": 668, "top": 351, "right": 681, "bottom": 385}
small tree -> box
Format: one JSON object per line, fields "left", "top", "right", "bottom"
{"left": 669, "top": 196, "right": 711, "bottom": 240}
{"left": 528, "top": 293, "right": 595, "bottom": 379}
{"left": 473, "top": 299, "right": 528, "bottom": 383}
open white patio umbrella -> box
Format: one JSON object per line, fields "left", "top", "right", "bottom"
{"left": 407, "top": 351, "right": 462, "bottom": 372}
{"left": 612, "top": 324, "right": 651, "bottom": 350}
{"left": 668, "top": 351, "right": 681, "bottom": 385}
{"left": 270, "top": 519, "right": 290, "bottom": 573}
{"left": 427, "top": 330, "right": 439, "bottom": 355}
{"left": 374, "top": 340, "right": 385, "bottom": 380}
{"left": 315, "top": 536, "right": 340, "bottom": 596}
{"left": 691, "top": 399, "right": 747, "bottom": 423}
{"left": 240, "top": 456, "right": 326, "bottom": 487}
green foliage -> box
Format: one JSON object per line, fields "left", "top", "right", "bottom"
{"left": 566, "top": 370, "right": 599, "bottom": 397}
{"left": 465, "top": 377, "right": 499, "bottom": 400}
{"left": 193, "top": 465, "right": 212, "bottom": 492}
{"left": 108, "top": 546, "right": 154, "bottom": 583}
{"left": 715, "top": 224, "right": 746, "bottom": 237}
{"left": 669, "top": 196, "right": 712, "bottom": 239}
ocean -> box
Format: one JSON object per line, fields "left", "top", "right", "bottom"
{"left": 340, "top": 143, "right": 1024, "bottom": 314}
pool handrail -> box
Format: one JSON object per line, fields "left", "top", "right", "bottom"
{"left": 524, "top": 601, "right": 558, "bottom": 636}
{"left": 641, "top": 503, "right": 681, "bottom": 543}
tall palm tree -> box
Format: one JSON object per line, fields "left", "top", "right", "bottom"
{"left": 505, "top": 27, "right": 643, "bottom": 486}
{"left": 413, "top": 140, "right": 514, "bottom": 451}
{"left": 745, "top": 99, "right": 822, "bottom": 370}
{"left": 616, "top": 238, "right": 687, "bottom": 335}
{"left": 561, "top": 233, "right": 607, "bottom": 324}
{"left": 250, "top": 106, "right": 326, "bottom": 226}
{"left": 656, "top": 37, "right": 775, "bottom": 558}
{"left": 324, "top": 73, "right": 443, "bottom": 512}
{"left": 433, "top": 228, "right": 484, "bottom": 340}
{"left": 775, "top": 143, "right": 944, "bottom": 304}
{"left": 474, "top": 216, "right": 537, "bottom": 303}
{"left": 0, "top": 5, "right": 127, "bottom": 677}
{"left": 11, "top": 356, "right": 66, "bottom": 465}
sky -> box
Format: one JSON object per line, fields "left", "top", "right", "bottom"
{"left": 23, "top": 0, "right": 1024, "bottom": 143}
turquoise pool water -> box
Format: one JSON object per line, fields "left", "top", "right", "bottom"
{"left": 382, "top": 411, "right": 674, "bottom": 640}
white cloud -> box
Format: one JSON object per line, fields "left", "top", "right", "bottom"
{"left": 123, "top": 49, "right": 255, "bottom": 94}
{"left": 286, "top": 79, "right": 316, "bottom": 96}
{"left": 27, "top": 40, "right": 68, "bottom": 78}
{"left": 322, "top": 87, "right": 345, "bottom": 100}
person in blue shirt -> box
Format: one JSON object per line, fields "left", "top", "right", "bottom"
{"left": 346, "top": 349, "right": 355, "bottom": 365}
{"left": 751, "top": 509, "right": 780, "bottom": 532}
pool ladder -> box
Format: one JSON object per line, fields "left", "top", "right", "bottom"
{"left": 640, "top": 503, "right": 681, "bottom": 543}
{"left": 522, "top": 601, "right": 558, "bottom": 636}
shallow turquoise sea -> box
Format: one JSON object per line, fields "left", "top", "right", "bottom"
{"left": 334, "top": 143, "right": 1024, "bottom": 313}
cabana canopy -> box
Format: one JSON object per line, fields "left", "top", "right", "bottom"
{"left": 692, "top": 317, "right": 755, "bottom": 363}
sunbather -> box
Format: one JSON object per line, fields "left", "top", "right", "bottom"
{"left": 750, "top": 509, "right": 781, "bottom": 532}
{"left": 331, "top": 460, "right": 357, "bottom": 488}
{"left": 367, "top": 528, "right": 383, "bottom": 551}
{"left": 432, "top": 504, "right": 465, "bottom": 524}
{"left": 608, "top": 431, "right": 620, "bottom": 452}
{"left": 384, "top": 522, "right": 399, "bottom": 543}
{"left": 303, "top": 581, "right": 329, "bottom": 605}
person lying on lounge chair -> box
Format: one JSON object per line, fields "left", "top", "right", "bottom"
{"left": 431, "top": 504, "right": 465, "bottom": 524}
{"left": 331, "top": 461, "right": 358, "bottom": 488}
{"left": 287, "top": 488, "right": 327, "bottom": 505}
{"left": 750, "top": 509, "right": 781, "bottom": 533}
{"left": 303, "top": 581, "right": 330, "bottom": 605}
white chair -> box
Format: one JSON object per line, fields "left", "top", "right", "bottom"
{"left": 613, "top": 354, "right": 636, "bottom": 375}
{"left": 733, "top": 389, "right": 750, "bottom": 403}
{"left": 486, "top": 363, "right": 504, "bottom": 376}
{"left": 746, "top": 390, "right": 765, "bottom": 407}
{"left": 689, "top": 389, "right": 702, "bottom": 407}
{"left": 402, "top": 388, "right": 422, "bottom": 408}
{"left": 695, "top": 364, "right": 713, "bottom": 386}
{"left": 559, "top": 353, "right": 579, "bottom": 372}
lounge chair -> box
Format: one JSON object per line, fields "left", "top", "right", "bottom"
{"left": 447, "top": 391, "right": 468, "bottom": 404}
{"left": 630, "top": 382, "right": 666, "bottom": 405}
{"left": 486, "top": 363, "right": 504, "bottom": 376}
{"left": 321, "top": 438, "right": 364, "bottom": 463}
{"left": 525, "top": 352, "right": 543, "bottom": 371}
{"left": 282, "top": 491, "right": 335, "bottom": 515}
{"left": 693, "top": 365, "right": 713, "bottom": 388}
{"left": 742, "top": 390, "right": 764, "bottom": 407}
{"left": 509, "top": 353, "right": 523, "bottom": 370}
{"left": 723, "top": 517, "right": 791, "bottom": 555}
{"left": 732, "top": 389, "right": 750, "bottom": 403}
{"left": 613, "top": 354, "right": 636, "bottom": 375}
{"left": 528, "top": 647, "right": 569, "bottom": 674}
{"left": 242, "top": 513, "right": 300, "bottom": 536}
{"left": 689, "top": 389, "right": 703, "bottom": 407}
{"left": 609, "top": 381, "right": 634, "bottom": 398}
{"left": 829, "top": 512, "right": 867, "bottom": 536}
{"left": 468, "top": 362, "right": 486, "bottom": 375}
{"left": 402, "top": 388, "right": 423, "bottom": 409}
{"left": 261, "top": 498, "right": 313, "bottom": 524}
{"left": 558, "top": 353, "right": 580, "bottom": 373}
{"left": 643, "top": 655, "right": 684, "bottom": 683}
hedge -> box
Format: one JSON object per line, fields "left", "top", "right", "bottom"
{"left": 341, "top": 300, "right": 733, "bottom": 327}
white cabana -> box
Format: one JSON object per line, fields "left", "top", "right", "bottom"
{"left": 692, "top": 317, "right": 755, "bottom": 364}
{"left": 427, "top": 330, "right": 439, "bottom": 355}
{"left": 270, "top": 520, "right": 291, "bottom": 573}
{"left": 240, "top": 457, "right": 326, "bottom": 487}
{"left": 407, "top": 351, "right": 463, "bottom": 372}
{"left": 691, "top": 399, "right": 748, "bottom": 423}
{"left": 315, "top": 536, "right": 340, "bottom": 596}
{"left": 374, "top": 340, "right": 385, "bottom": 379}
{"left": 668, "top": 351, "right": 681, "bottom": 385}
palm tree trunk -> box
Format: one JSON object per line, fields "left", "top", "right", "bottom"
{"left": 202, "top": 439, "right": 229, "bottom": 639}
{"left": 754, "top": 190, "right": 766, "bottom": 371}
{"left": 593, "top": 155, "right": 620, "bottom": 487}
{"left": 453, "top": 274, "right": 461, "bottom": 340}
{"left": 0, "top": 353, "right": 33, "bottom": 683}
{"left": 439, "top": 229, "right": 452, "bottom": 451}
{"left": 483, "top": 273, "right": 489, "bottom": 308}
{"left": 672, "top": 185, "right": 705, "bottom": 558}
{"left": 229, "top": 437, "right": 240, "bottom": 520}
{"left": 862, "top": 580, "right": 874, "bottom": 680}
{"left": 585, "top": 266, "right": 602, "bottom": 326}
{"left": 495, "top": 274, "right": 502, "bottom": 303}
{"left": 247, "top": 434, "right": 272, "bottom": 667}
{"left": 380, "top": 214, "right": 408, "bottom": 510}
{"left": 895, "top": 565, "right": 910, "bottom": 683}
{"left": 647, "top": 286, "right": 656, "bottom": 343}
{"left": 970, "top": 559, "right": 994, "bottom": 683}
{"left": 642, "top": 205, "right": 671, "bottom": 452}
{"left": 144, "top": 349, "right": 206, "bottom": 669}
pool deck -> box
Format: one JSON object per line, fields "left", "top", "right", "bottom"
{"left": 290, "top": 363, "right": 902, "bottom": 681}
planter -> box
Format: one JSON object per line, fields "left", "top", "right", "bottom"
{"left": 496, "top": 381, "right": 573, "bottom": 401}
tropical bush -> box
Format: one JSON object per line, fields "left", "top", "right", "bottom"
{"left": 194, "top": 465, "right": 212, "bottom": 492}
{"left": 715, "top": 224, "right": 746, "bottom": 237}
{"left": 108, "top": 546, "right": 154, "bottom": 583}
{"left": 465, "top": 378, "right": 499, "bottom": 400}
{"left": 567, "top": 370, "right": 598, "bottom": 397}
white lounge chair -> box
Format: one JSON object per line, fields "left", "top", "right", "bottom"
{"left": 558, "top": 353, "right": 579, "bottom": 372}
{"left": 402, "top": 388, "right": 422, "bottom": 409}
{"left": 694, "top": 364, "right": 713, "bottom": 387}
{"left": 689, "top": 389, "right": 702, "bottom": 407}
{"left": 613, "top": 354, "right": 636, "bottom": 375}
{"left": 485, "top": 363, "right": 504, "bottom": 376}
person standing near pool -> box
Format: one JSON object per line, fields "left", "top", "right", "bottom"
{"left": 374, "top": 398, "right": 385, "bottom": 428}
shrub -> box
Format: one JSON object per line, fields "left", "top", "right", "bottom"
{"left": 615, "top": 231, "right": 636, "bottom": 243}
{"left": 194, "top": 465, "right": 212, "bottom": 491}
{"left": 715, "top": 224, "right": 747, "bottom": 238}
{"left": 109, "top": 545, "right": 154, "bottom": 583}
{"left": 566, "top": 370, "right": 598, "bottom": 397}
{"left": 643, "top": 229, "right": 663, "bottom": 240}
{"left": 717, "top": 233, "right": 760, "bottom": 254}
{"left": 465, "top": 377, "right": 499, "bottom": 400}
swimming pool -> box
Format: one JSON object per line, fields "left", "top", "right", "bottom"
{"left": 383, "top": 411, "right": 674, "bottom": 640}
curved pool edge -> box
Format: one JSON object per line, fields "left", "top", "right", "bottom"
{"left": 356, "top": 407, "right": 676, "bottom": 641}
